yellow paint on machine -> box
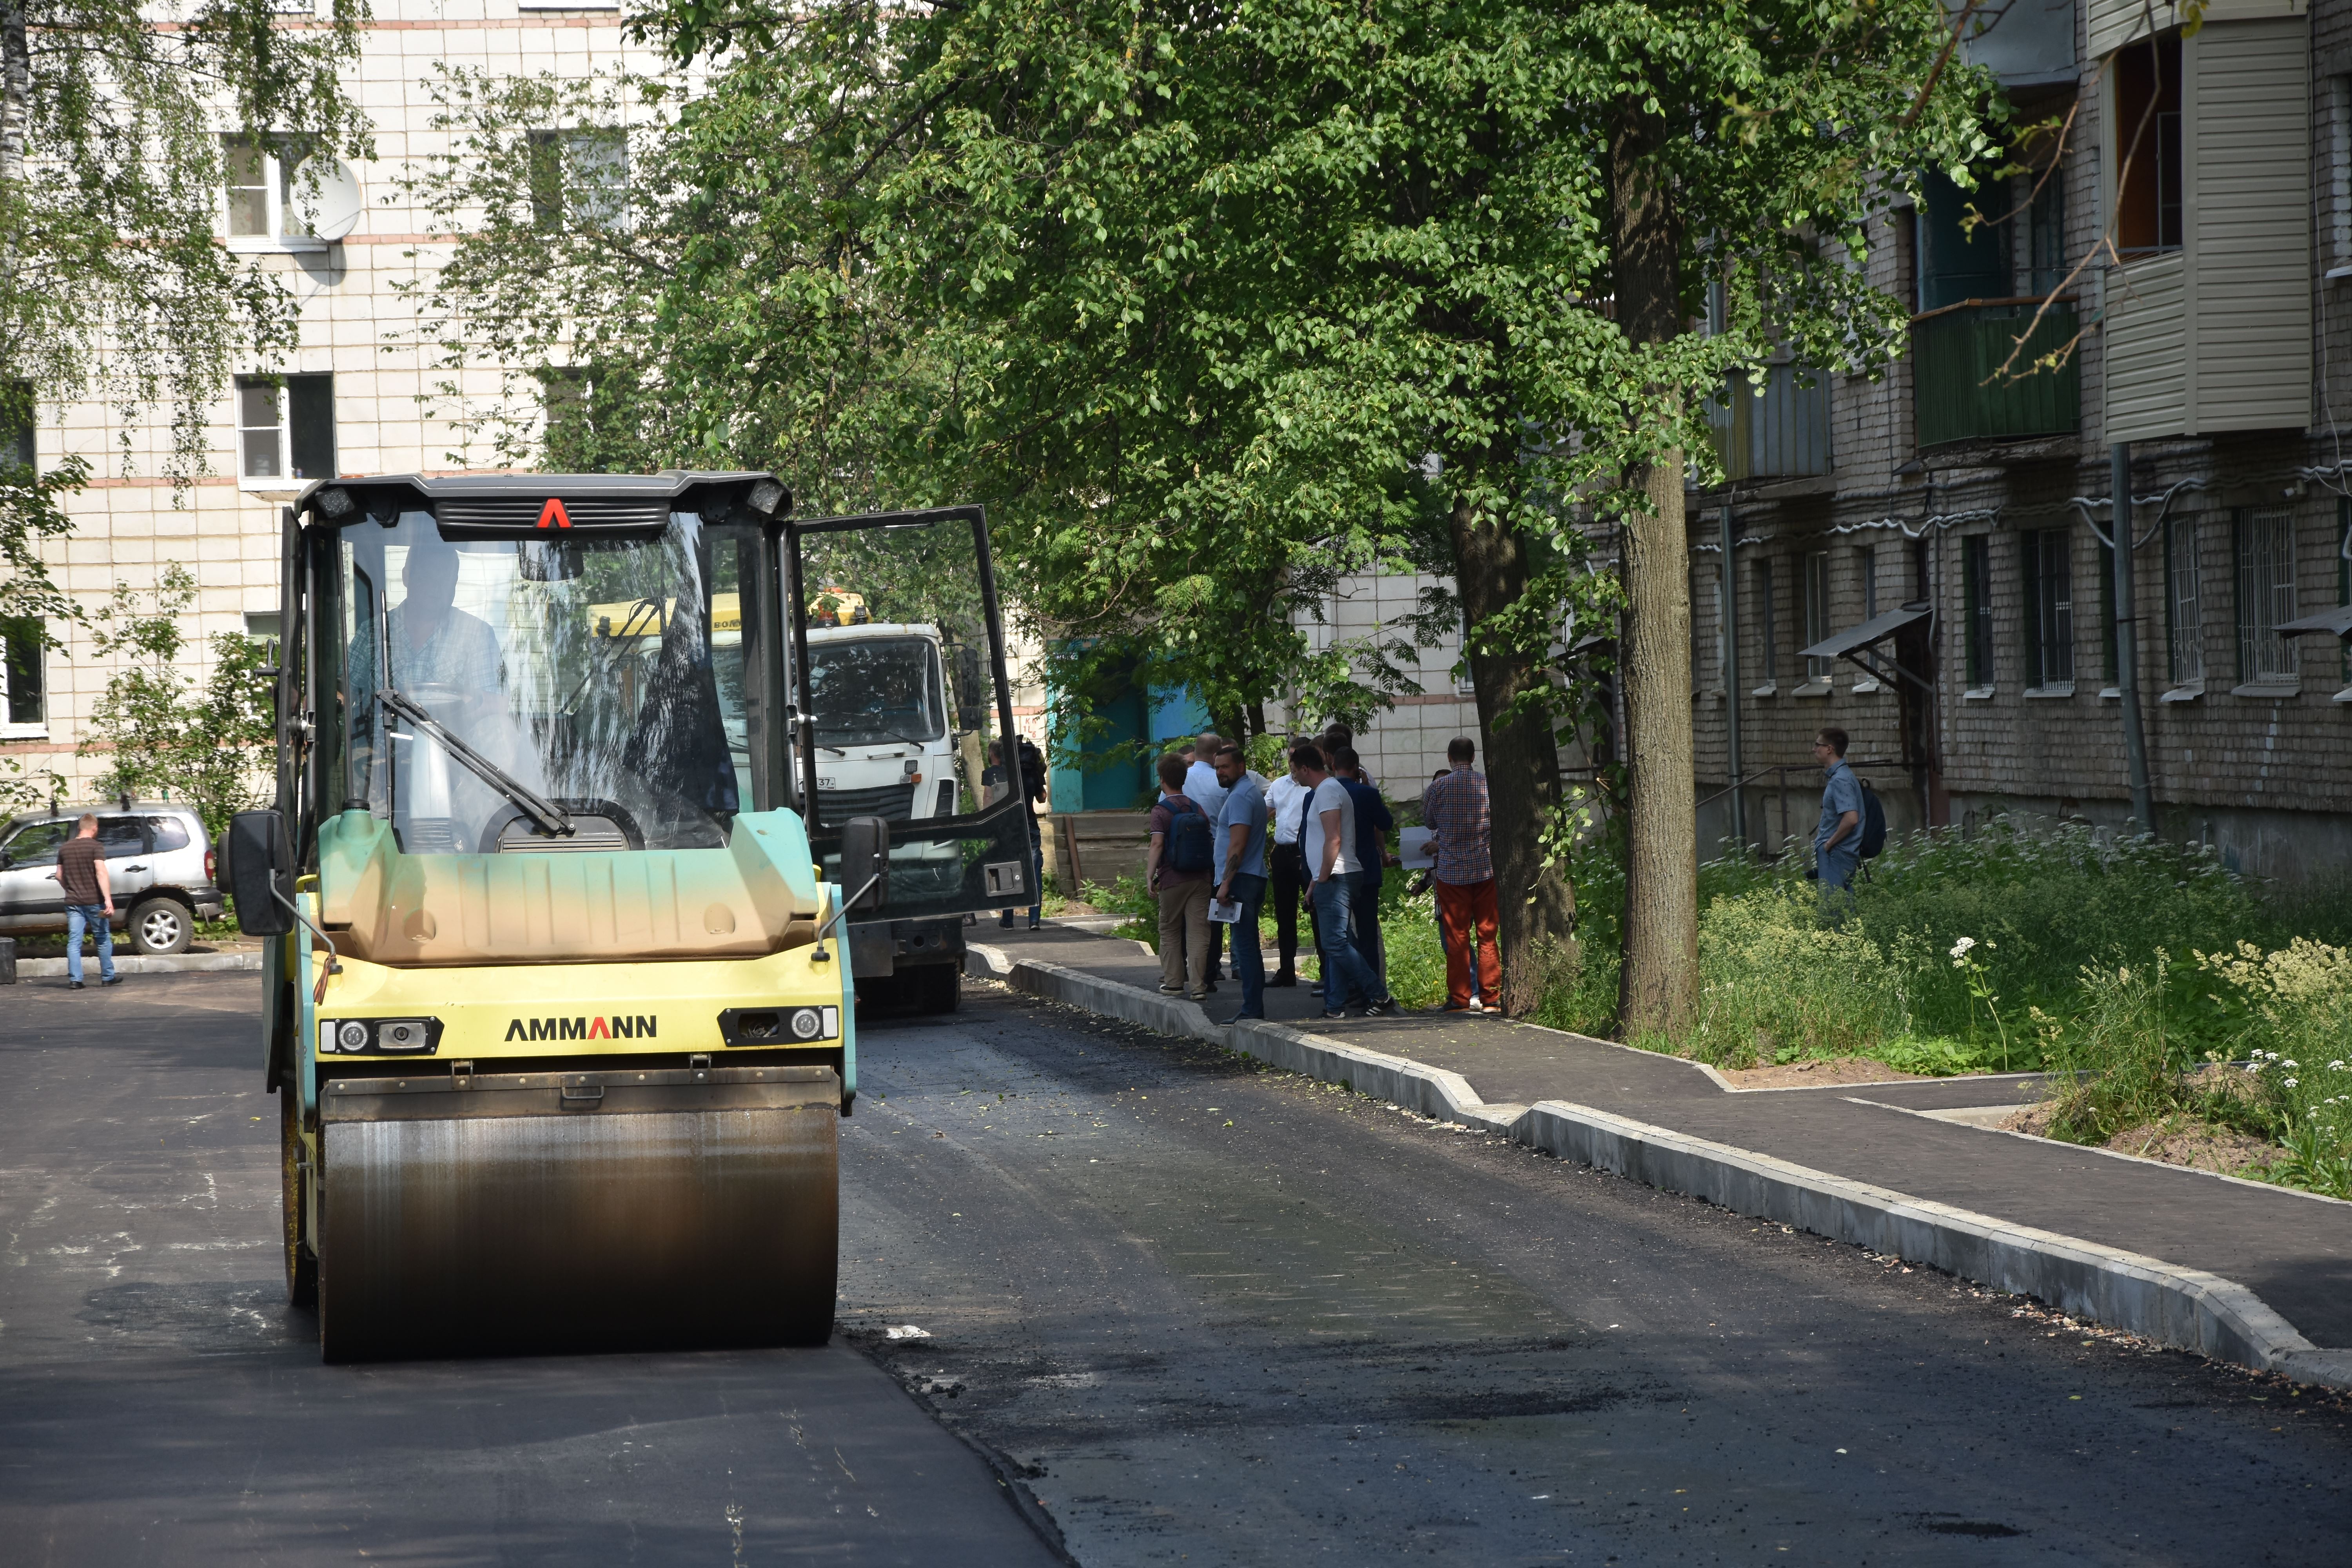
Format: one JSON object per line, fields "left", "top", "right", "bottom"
{"left": 317, "top": 942, "right": 842, "bottom": 1058}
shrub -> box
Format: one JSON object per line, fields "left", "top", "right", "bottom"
{"left": 1684, "top": 890, "right": 1906, "bottom": 1068}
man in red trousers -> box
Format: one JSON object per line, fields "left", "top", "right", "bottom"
{"left": 1420, "top": 737, "right": 1501, "bottom": 1013}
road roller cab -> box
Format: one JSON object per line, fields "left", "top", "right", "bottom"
{"left": 238, "top": 474, "right": 1039, "bottom": 1360}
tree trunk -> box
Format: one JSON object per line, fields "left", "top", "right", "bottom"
{"left": 1450, "top": 484, "right": 1576, "bottom": 1015}
{"left": 0, "top": 0, "right": 25, "bottom": 195}
{"left": 1610, "top": 101, "right": 1699, "bottom": 1038}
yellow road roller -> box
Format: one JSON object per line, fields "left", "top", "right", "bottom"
{"left": 232, "top": 474, "right": 1038, "bottom": 1360}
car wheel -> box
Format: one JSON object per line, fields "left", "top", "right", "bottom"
{"left": 129, "top": 896, "right": 193, "bottom": 955}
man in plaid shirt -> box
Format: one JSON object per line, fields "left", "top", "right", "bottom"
{"left": 1421, "top": 737, "right": 1502, "bottom": 1012}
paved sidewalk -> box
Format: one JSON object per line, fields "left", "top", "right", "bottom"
{"left": 976, "top": 920, "right": 2352, "bottom": 1352}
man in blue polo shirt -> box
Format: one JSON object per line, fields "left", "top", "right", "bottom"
{"left": 1210, "top": 744, "right": 1269, "bottom": 1021}
{"left": 1813, "top": 726, "right": 1864, "bottom": 897}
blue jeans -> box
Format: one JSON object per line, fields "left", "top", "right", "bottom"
{"left": 66, "top": 904, "right": 116, "bottom": 983}
{"left": 1347, "top": 867, "right": 1385, "bottom": 987}
{"left": 1224, "top": 872, "right": 1267, "bottom": 1016}
{"left": 1309, "top": 874, "right": 1383, "bottom": 1011}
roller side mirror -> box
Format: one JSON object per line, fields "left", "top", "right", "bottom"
{"left": 840, "top": 815, "right": 890, "bottom": 913}
{"left": 229, "top": 810, "right": 295, "bottom": 937}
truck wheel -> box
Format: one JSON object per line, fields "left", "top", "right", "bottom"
{"left": 129, "top": 896, "right": 192, "bottom": 955}
{"left": 281, "top": 1090, "right": 317, "bottom": 1308}
{"left": 913, "top": 962, "right": 963, "bottom": 1015}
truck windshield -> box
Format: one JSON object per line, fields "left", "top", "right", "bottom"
{"left": 336, "top": 511, "right": 756, "bottom": 853}
{"left": 808, "top": 636, "right": 946, "bottom": 748}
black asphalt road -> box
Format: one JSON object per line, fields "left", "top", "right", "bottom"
{"left": 0, "top": 974, "right": 1062, "bottom": 1567}
{"left": 841, "top": 983, "right": 2352, "bottom": 1566}
{"left": 4, "top": 971, "right": 2349, "bottom": 1566}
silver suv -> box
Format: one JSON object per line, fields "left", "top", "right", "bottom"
{"left": 0, "top": 803, "right": 225, "bottom": 955}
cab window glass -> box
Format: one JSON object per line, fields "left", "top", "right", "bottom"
{"left": 3, "top": 821, "right": 71, "bottom": 867}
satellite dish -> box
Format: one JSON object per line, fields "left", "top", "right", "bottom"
{"left": 290, "top": 156, "right": 363, "bottom": 242}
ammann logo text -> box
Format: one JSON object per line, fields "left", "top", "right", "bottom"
{"left": 503, "top": 1014, "right": 657, "bottom": 1042}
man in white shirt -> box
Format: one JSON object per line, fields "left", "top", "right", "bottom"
{"left": 1291, "top": 742, "right": 1393, "bottom": 1019}
{"left": 1263, "top": 748, "right": 1316, "bottom": 986}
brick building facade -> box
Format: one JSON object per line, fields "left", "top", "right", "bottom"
{"left": 1690, "top": 0, "right": 2352, "bottom": 880}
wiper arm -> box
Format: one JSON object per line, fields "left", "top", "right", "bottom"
{"left": 377, "top": 688, "right": 573, "bottom": 840}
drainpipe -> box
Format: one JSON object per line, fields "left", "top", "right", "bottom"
{"left": 2111, "top": 441, "right": 2156, "bottom": 835}
{"left": 1721, "top": 502, "right": 1745, "bottom": 851}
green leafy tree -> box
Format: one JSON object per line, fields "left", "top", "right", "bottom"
{"left": 79, "top": 566, "right": 274, "bottom": 839}
{"left": 436, "top": 0, "right": 1988, "bottom": 1021}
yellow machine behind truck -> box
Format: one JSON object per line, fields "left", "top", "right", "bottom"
{"left": 233, "top": 474, "right": 1038, "bottom": 1359}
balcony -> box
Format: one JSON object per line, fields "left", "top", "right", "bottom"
{"left": 1708, "top": 363, "right": 1832, "bottom": 481}
{"left": 1913, "top": 300, "right": 2081, "bottom": 448}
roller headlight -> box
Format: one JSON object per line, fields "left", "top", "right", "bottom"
{"left": 790, "top": 1007, "right": 823, "bottom": 1040}
{"left": 336, "top": 1020, "right": 368, "bottom": 1052}
{"left": 320, "top": 1016, "right": 443, "bottom": 1056}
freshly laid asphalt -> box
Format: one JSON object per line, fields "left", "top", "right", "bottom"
{"left": 976, "top": 922, "right": 2352, "bottom": 1349}
{"left": 4, "top": 969, "right": 2349, "bottom": 1564}
{"left": 0, "top": 973, "right": 1061, "bottom": 1568}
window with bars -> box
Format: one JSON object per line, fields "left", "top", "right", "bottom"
{"left": 2234, "top": 507, "right": 2298, "bottom": 685}
{"left": 1858, "top": 544, "right": 1878, "bottom": 622}
{"left": 1754, "top": 557, "right": 1779, "bottom": 688}
{"left": 1963, "top": 535, "right": 1993, "bottom": 689}
{"left": 2165, "top": 515, "right": 2205, "bottom": 687}
{"left": 2022, "top": 528, "right": 2074, "bottom": 689}
{"left": 1801, "top": 550, "right": 1831, "bottom": 682}
{"left": 528, "top": 129, "right": 629, "bottom": 232}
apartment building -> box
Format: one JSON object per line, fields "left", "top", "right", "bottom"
{"left": 1, "top": 1, "right": 660, "bottom": 797}
{"left": 1693, "top": 0, "right": 2352, "bottom": 880}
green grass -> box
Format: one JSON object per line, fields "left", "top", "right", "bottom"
{"left": 1547, "top": 817, "right": 2352, "bottom": 1196}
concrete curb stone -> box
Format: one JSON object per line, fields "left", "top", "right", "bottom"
{"left": 13, "top": 951, "right": 262, "bottom": 978}
{"left": 962, "top": 941, "right": 2352, "bottom": 1391}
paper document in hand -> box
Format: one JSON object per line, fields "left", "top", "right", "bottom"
{"left": 1399, "top": 826, "right": 1437, "bottom": 869}
{"left": 1207, "top": 898, "right": 1242, "bottom": 924}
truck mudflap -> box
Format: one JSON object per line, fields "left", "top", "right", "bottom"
{"left": 315, "top": 1063, "right": 838, "bottom": 1361}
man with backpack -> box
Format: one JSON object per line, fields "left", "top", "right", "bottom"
{"left": 1812, "top": 727, "right": 1866, "bottom": 895}
{"left": 1147, "top": 752, "right": 1216, "bottom": 999}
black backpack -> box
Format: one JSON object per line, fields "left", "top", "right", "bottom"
{"left": 1165, "top": 796, "right": 1214, "bottom": 874}
{"left": 1858, "top": 780, "right": 1887, "bottom": 859}
{"left": 1016, "top": 736, "right": 1048, "bottom": 805}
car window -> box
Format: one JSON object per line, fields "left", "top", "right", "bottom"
{"left": 3, "top": 822, "right": 71, "bottom": 868}
{"left": 97, "top": 818, "right": 146, "bottom": 856}
{"left": 146, "top": 817, "right": 191, "bottom": 853}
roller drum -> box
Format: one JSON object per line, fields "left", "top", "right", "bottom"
{"left": 316, "top": 1065, "right": 838, "bottom": 1361}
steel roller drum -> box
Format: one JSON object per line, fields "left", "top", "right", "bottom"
{"left": 316, "top": 1064, "right": 838, "bottom": 1361}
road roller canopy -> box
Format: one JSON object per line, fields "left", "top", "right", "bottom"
{"left": 278, "top": 477, "right": 1040, "bottom": 927}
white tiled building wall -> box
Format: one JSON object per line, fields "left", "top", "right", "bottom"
{"left": 1290, "top": 566, "right": 1483, "bottom": 800}
{"left": 5, "top": 1, "right": 658, "bottom": 795}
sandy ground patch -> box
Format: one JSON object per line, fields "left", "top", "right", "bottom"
{"left": 1719, "top": 1056, "right": 1929, "bottom": 1089}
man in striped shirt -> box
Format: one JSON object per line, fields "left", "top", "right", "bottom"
{"left": 1421, "top": 737, "right": 1502, "bottom": 1012}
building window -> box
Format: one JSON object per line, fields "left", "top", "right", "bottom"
{"left": 1963, "top": 534, "right": 1994, "bottom": 689}
{"left": 1, "top": 617, "right": 44, "bottom": 733}
{"left": 528, "top": 129, "right": 628, "bottom": 232}
{"left": 2022, "top": 528, "right": 2074, "bottom": 689}
{"left": 2024, "top": 158, "right": 2067, "bottom": 297}
{"left": 1801, "top": 549, "right": 1831, "bottom": 682}
{"left": 2098, "top": 541, "right": 2118, "bottom": 686}
{"left": 2113, "top": 35, "right": 2183, "bottom": 256}
{"left": 235, "top": 374, "right": 336, "bottom": 483}
{"left": 3, "top": 379, "right": 31, "bottom": 470}
{"left": 1754, "top": 557, "right": 1778, "bottom": 689}
{"left": 222, "top": 134, "right": 325, "bottom": 245}
{"left": 2165, "top": 514, "right": 2204, "bottom": 687}
{"left": 2234, "top": 506, "right": 2298, "bottom": 684}
{"left": 2339, "top": 498, "right": 2351, "bottom": 686}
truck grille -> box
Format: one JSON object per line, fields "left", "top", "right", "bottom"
{"left": 815, "top": 782, "right": 916, "bottom": 821}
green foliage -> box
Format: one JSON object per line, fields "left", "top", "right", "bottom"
{"left": 1, "top": 0, "right": 370, "bottom": 483}
{"left": 1082, "top": 872, "right": 1159, "bottom": 946}
{"left": 78, "top": 566, "right": 274, "bottom": 838}
{"left": 1683, "top": 891, "right": 1907, "bottom": 1069}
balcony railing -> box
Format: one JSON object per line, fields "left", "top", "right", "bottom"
{"left": 1913, "top": 299, "right": 2081, "bottom": 448}
{"left": 1708, "top": 363, "right": 1832, "bottom": 481}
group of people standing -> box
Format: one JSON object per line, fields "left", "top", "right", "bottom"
{"left": 1145, "top": 725, "right": 1503, "bottom": 1023}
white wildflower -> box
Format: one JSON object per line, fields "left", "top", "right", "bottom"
{"left": 2331, "top": 1061, "right": 2347, "bottom": 1072}
{"left": 2284, "top": 1078, "right": 2299, "bottom": 1088}
{"left": 1949, "top": 936, "right": 1976, "bottom": 960}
